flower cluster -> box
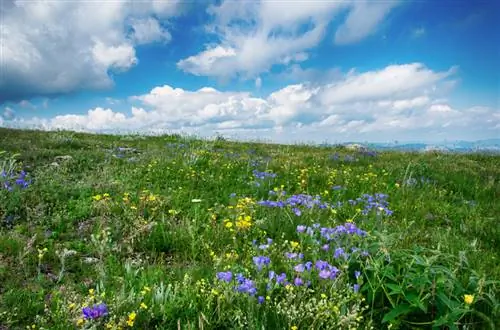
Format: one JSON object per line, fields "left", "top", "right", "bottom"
{"left": 1, "top": 169, "right": 31, "bottom": 191}
{"left": 82, "top": 303, "right": 108, "bottom": 319}
{"left": 258, "top": 193, "right": 330, "bottom": 216}
{"left": 358, "top": 193, "right": 393, "bottom": 216}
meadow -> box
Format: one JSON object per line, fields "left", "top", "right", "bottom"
{"left": 0, "top": 127, "right": 498, "bottom": 329}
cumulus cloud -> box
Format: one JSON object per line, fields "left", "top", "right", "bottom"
{"left": 0, "top": 0, "right": 181, "bottom": 103}
{"left": 334, "top": 0, "right": 401, "bottom": 45}
{"left": 129, "top": 17, "right": 172, "bottom": 45}
{"left": 178, "top": 0, "right": 399, "bottom": 80}
{"left": 2, "top": 107, "right": 16, "bottom": 120}
{"left": 6, "top": 63, "right": 499, "bottom": 142}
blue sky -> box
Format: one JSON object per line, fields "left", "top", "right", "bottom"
{"left": 1, "top": 0, "right": 498, "bottom": 143}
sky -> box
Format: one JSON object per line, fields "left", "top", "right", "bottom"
{"left": 0, "top": 0, "right": 499, "bottom": 144}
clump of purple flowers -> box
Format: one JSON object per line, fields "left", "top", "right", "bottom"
{"left": 297, "top": 222, "right": 367, "bottom": 241}
{"left": 258, "top": 193, "right": 330, "bottom": 216}
{"left": 359, "top": 193, "right": 393, "bottom": 216}
{"left": 253, "top": 255, "right": 271, "bottom": 271}
{"left": 216, "top": 271, "right": 258, "bottom": 296}
{"left": 252, "top": 170, "right": 277, "bottom": 180}
{"left": 1, "top": 169, "right": 31, "bottom": 191}
{"left": 82, "top": 303, "right": 108, "bottom": 319}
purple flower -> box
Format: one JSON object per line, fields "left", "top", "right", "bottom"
{"left": 237, "top": 278, "right": 257, "bottom": 296}
{"left": 315, "top": 260, "right": 329, "bottom": 271}
{"left": 319, "top": 269, "right": 332, "bottom": 279}
{"left": 334, "top": 247, "right": 347, "bottom": 259}
{"left": 258, "top": 296, "right": 265, "bottom": 304}
{"left": 285, "top": 252, "right": 298, "bottom": 260}
{"left": 253, "top": 256, "right": 271, "bottom": 271}
{"left": 82, "top": 303, "right": 108, "bottom": 319}
{"left": 321, "top": 244, "right": 330, "bottom": 251}
{"left": 296, "top": 225, "right": 306, "bottom": 233}
{"left": 294, "top": 264, "right": 305, "bottom": 273}
{"left": 304, "top": 261, "right": 313, "bottom": 271}
{"left": 354, "top": 270, "right": 361, "bottom": 280}
{"left": 268, "top": 270, "right": 275, "bottom": 280}
{"left": 353, "top": 284, "right": 360, "bottom": 293}
{"left": 276, "top": 273, "right": 287, "bottom": 284}
{"left": 294, "top": 277, "right": 304, "bottom": 286}
{"left": 292, "top": 208, "right": 302, "bottom": 216}
{"left": 217, "top": 271, "right": 233, "bottom": 283}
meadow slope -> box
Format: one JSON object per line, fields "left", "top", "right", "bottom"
{"left": 0, "top": 128, "right": 498, "bottom": 329}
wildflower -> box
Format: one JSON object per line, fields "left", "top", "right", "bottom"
{"left": 353, "top": 284, "right": 360, "bottom": 293}
{"left": 216, "top": 271, "right": 233, "bottom": 283}
{"left": 127, "top": 311, "right": 136, "bottom": 327}
{"left": 296, "top": 225, "right": 306, "bottom": 233}
{"left": 292, "top": 208, "right": 302, "bottom": 216}
{"left": 76, "top": 318, "right": 85, "bottom": 326}
{"left": 237, "top": 278, "right": 257, "bottom": 296}
{"left": 82, "top": 303, "right": 108, "bottom": 319}
{"left": 334, "top": 247, "right": 347, "bottom": 259}
{"left": 257, "top": 296, "right": 265, "bottom": 304}
{"left": 294, "top": 277, "right": 304, "bottom": 286}
{"left": 354, "top": 270, "right": 361, "bottom": 280}
{"left": 253, "top": 256, "right": 271, "bottom": 271}
{"left": 291, "top": 326, "right": 298, "bottom": 330}
{"left": 290, "top": 241, "right": 300, "bottom": 249}
{"left": 276, "top": 273, "right": 287, "bottom": 284}
{"left": 294, "top": 264, "right": 305, "bottom": 273}
{"left": 464, "top": 294, "right": 474, "bottom": 305}
{"left": 139, "top": 302, "right": 148, "bottom": 310}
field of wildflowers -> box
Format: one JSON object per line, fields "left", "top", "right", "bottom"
{"left": 0, "top": 127, "right": 498, "bottom": 329}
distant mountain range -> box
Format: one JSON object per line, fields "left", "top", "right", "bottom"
{"left": 346, "top": 139, "right": 500, "bottom": 153}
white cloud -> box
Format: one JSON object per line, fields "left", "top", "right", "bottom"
{"left": 255, "top": 77, "right": 262, "bottom": 89}
{"left": 178, "top": 0, "right": 398, "bottom": 80}
{"left": 2, "top": 107, "right": 16, "bottom": 120}
{"left": 129, "top": 17, "right": 171, "bottom": 45}
{"left": 5, "top": 63, "right": 499, "bottom": 142}
{"left": 334, "top": 0, "right": 400, "bottom": 45}
{"left": 0, "top": 0, "right": 181, "bottom": 103}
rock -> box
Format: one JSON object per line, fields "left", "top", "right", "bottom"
{"left": 54, "top": 155, "right": 73, "bottom": 161}
{"left": 345, "top": 144, "right": 367, "bottom": 151}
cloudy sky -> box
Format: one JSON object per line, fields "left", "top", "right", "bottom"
{"left": 1, "top": 0, "right": 498, "bottom": 143}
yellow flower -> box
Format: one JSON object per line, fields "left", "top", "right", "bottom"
{"left": 68, "top": 303, "right": 76, "bottom": 310}
{"left": 291, "top": 326, "right": 298, "bottom": 330}
{"left": 464, "top": 294, "right": 474, "bottom": 305}
{"left": 76, "top": 318, "right": 85, "bottom": 327}
{"left": 290, "top": 241, "right": 299, "bottom": 249}
{"left": 88, "top": 289, "right": 95, "bottom": 296}
{"left": 92, "top": 194, "right": 102, "bottom": 201}
{"left": 126, "top": 311, "right": 137, "bottom": 327}
{"left": 140, "top": 302, "right": 148, "bottom": 310}
{"left": 320, "top": 293, "right": 327, "bottom": 299}
{"left": 225, "top": 221, "right": 233, "bottom": 228}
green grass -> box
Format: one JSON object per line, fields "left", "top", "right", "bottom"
{"left": 0, "top": 127, "right": 498, "bottom": 329}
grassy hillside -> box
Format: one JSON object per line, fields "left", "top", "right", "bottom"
{"left": 0, "top": 127, "right": 498, "bottom": 329}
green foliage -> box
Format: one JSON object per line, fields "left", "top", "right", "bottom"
{"left": 0, "top": 127, "right": 498, "bottom": 330}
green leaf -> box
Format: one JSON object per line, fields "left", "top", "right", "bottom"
{"left": 382, "top": 304, "right": 413, "bottom": 323}
{"left": 386, "top": 283, "right": 403, "bottom": 295}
